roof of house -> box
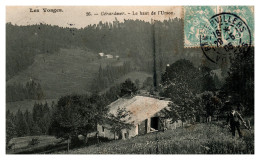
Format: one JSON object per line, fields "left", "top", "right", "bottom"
{"left": 98, "top": 52, "right": 104, "bottom": 56}
{"left": 108, "top": 96, "right": 171, "bottom": 125}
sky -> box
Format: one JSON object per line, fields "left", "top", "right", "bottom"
{"left": 6, "top": 6, "right": 183, "bottom": 28}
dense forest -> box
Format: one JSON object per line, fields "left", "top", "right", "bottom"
{"left": 6, "top": 18, "right": 184, "bottom": 81}
{"left": 90, "top": 62, "right": 133, "bottom": 92}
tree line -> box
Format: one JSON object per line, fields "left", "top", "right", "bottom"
{"left": 6, "top": 79, "right": 138, "bottom": 145}
{"left": 6, "top": 101, "right": 54, "bottom": 145}
{"left": 90, "top": 62, "right": 133, "bottom": 92}
{"left": 6, "top": 80, "right": 44, "bottom": 102}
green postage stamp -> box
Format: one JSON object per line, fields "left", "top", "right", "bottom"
{"left": 184, "top": 6, "right": 254, "bottom": 48}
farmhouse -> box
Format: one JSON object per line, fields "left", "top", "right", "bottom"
{"left": 98, "top": 52, "right": 105, "bottom": 57}
{"left": 97, "top": 96, "right": 182, "bottom": 140}
{"left": 105, "top": 54, "right": 113, "bottom": 59}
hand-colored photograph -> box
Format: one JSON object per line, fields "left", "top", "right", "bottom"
{"left": 6, "top": 6, "right": 254, "bottom": 154}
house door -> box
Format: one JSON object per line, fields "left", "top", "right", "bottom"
{"left": 151, "top": 117, "right": 159, "bottom": 130}
{"left": 138, "top": 119, "right": 148, "bottom": 135}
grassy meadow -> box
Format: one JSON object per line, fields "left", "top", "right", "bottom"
{"left": 7, "top": 48, "right": 106, "bottom": 99}
{"left": 6, "top": 47, "right": 152, "bottom": 112}
{"left": 55, "top": 122, "right": 254, "bottom": 154}
{"left": 7, "top": 135, "right": 64, "bottom": 154}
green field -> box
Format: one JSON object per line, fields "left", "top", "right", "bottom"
{"left": 55, "top": 122, "right": 254, "bottom": 154}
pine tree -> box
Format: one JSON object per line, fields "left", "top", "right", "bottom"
{"left": 222, "top": 47, "right": 254, "bottom": 115}
{"left": 6, "top": 110, "right": 16, "bottom": 146}
{"left": 41, "top": 102, "right": 51, "bottom": 134}
{"left": 119, "top": 79, "right": 138, "bottom": 97}
{"left": 24, "top": 109, "right": 33, "bottom": 135}
{"left": 15, "top": 109, "right": 30, "bottom": 137}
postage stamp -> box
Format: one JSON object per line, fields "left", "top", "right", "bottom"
{"left": 200, "top": 12, "right": 252, "bottom": 64}
{"left": 184, "top": 6, "right": 254, "bottom": 48}
{"left": 184, "top": 6, "right": 218, "bottom": 48}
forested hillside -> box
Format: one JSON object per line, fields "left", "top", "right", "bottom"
{"left": 7, "top": 18, "right": 205, "bottom": 102}
{"left": 7, "top": 18, "right": 186, "bottom": 79}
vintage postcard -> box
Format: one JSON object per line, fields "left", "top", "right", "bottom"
{"left": 6, "top": 6, "right": 254, "bottom": 154}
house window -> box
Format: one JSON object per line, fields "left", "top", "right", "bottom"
{"left": 102, "top": 126, "right": 105, "bottom": 132}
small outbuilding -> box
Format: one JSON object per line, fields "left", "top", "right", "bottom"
{"left": 98, "top": 53, "right": 105, "bottom": 57}
{"left": 105, "top": 54, "right": 113, "bottom": 59}
{"left": 97, "top": 96, "right": 182, "bottom": 140}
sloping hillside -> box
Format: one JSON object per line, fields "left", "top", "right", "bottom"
{"left": 7, "top": 48, "right": 126, "bottom": 99}
{"left": 54, "top": 122, "right": 254, "bottom": 154}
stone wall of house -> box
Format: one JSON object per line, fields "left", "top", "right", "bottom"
{"left": 97, "top": 124, "right": 138, "bottom": 140}
{"left": 97, "top": 118, "right": 183, "bottom": 140}
{"left": 97, "top": 124, "right": 118, "bottom": 140}
{"left": 138, "top": 120, "right": 147, "bottom": 135}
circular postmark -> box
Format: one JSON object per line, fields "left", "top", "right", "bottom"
{"left": 200, "top": 12, "right": 251, "bottom": 64}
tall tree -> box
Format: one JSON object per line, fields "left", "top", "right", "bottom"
{"left": 222, "top": 47, "right": 254, "bottom": 115}
{"left": 24, "top": 109, "right": 34, "bottom": 135}
{"left": 119, "top": 79, "right": 138, "bottom": 97}
{"left": 15, "top": 109, "right": 30, "bottom": 137}
{"left": 39, "top": 102, "right": 51, "bottom": 134}
{"left": 160, "top": 59, "right": 201, "bottom": 123}
{"left": 6, "top": 110, "right": 16, "bottom": 146}
{"left": 49, "top": 94, "right": 109, "bottom": 143}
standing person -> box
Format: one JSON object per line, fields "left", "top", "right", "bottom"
{"left": 226, "top": 105, "right": 247, "bottom": 138}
